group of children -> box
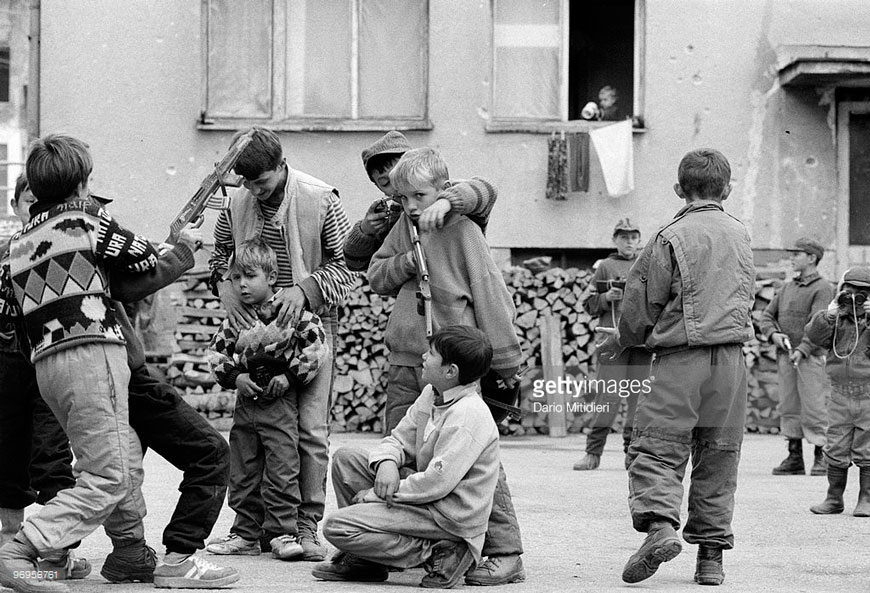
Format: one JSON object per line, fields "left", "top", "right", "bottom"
{"left": 2, "top": 126, "right": 868, "bottom": 593}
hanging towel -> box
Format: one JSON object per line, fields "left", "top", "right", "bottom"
{"left": 589, "top": 119, "right": 634, "bottom": 197}
{"left": 546, "top": 134, "right": 568, "bottom": 200}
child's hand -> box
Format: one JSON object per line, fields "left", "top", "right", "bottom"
{"left": 417, "top": 199, "right": 451, "bottom": 232}
{"left": 594, "top": 327, "right": 622, "bottom": 361}
{"left": 360, "top": 199, "right": 391, "bottom": 236}
{"left": 604, "top": 286, "right": 624, "bottom": 302}
{"left": 351, "top": 488, "right": 384, "bottom": 505}
{"left": 219, "top": 281, "right": 258, "bottom": 330}
{"left": 265, "top": 375, "right": 290, "bottom": 399}
{"left": 177, "top": 217, "right": 205, "bottom": 252}
{"left": 272, "top": 286, "right": 307, "bottom": 327}
{"left": 373, "top": 460, "right": 400, "bottom": 504}
{"left": 770, "top": 332, "right": 789, "bottom": 351}
{"left": 236, "top": 373, "right": 263, "bottom": 399}
{"left": 789, "top": 350, "right": 804, "bottom": 366}
{"left": 864, "top": 299, "right": 870, "bottom": 318}
{"left": 826, "top": 299, "right": 840, "bottom": 320}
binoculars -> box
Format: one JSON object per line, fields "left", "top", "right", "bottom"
{"left": 837, "top": 290, "right": 869, "bottom": 309}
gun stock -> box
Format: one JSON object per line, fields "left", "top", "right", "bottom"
{"left": 408, "top": 220, "right": 433, "bottom": 337}
{"left": 165, "top": 131, "right": 254, "bottom": 244}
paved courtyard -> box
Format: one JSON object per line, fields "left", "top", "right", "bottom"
{"left": 12, "top": 432, "right": 869, "bottom": 592}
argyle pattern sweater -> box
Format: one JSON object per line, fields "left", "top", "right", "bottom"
{"left": 208, "top": 308, "right": 329, "bottom": 391}
{"left": 0, "top": 200, "right": 159, "bottom": 362}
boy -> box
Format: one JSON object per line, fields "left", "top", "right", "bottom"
{"left": 313, "top": 325, "right": 501, "bottom": 589}
{"left": 207, "top": 239, "right": 330, "bottom": 561}
{"left": 574, "top": 217, "right": 651, "bottom": 471}
{"left": 760, "top": 238, "right": 833, "bottom": 476}
{"left": 208, "top": 127, "right": 354, "bottom": 559}
{"left": 804, "top": 266, "right": 870, "bottom": 517}
{"left": 0, "top": 134, "right": 159, "bottom": 593}
{"left": 597, "top": 85, "right": 621, "bottom": 121}
{"left": 598, "top": 148, "right": 755, "bottom": 586}
{"left": 366, "top": 147, "right": 526, "bottom": 586}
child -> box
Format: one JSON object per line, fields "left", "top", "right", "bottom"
{"left": 804, "top": 266, "right": 870, "bottom": 517}
{"left": 598, "top": 148, "right": 755, "bottom": 586}
{"left": 366, "top": 147, "right": 526, "bottom": 586}
{"left": 574, "top": 217, "right": 651, "bottom": 471}
{"left": 597, "top": 85, "right": 621, "bottom": 121}
{"left": 0, "top": 134, "right": 159, "bottom": 593}
{"left": 313, "top": 325, "right": 501, "bottom": 589}
{"left": 207, "top": 239, "right": 330, "bottom": 561}
{"left": 760, "top": 238, "right": 833, "bottom": 476}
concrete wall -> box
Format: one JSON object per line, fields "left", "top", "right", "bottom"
{"left": 38, "top": 0, "right": 870, "bottom": 265}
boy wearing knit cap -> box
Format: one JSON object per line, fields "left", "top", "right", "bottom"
{"left": 804, "top": 266, "right": 870, "bottom": 517}
{"left": 760, "top": 238, "right": 834, "bottom": 476}
{"left": 574, "top": 217, "right": 652, "bottom": 471}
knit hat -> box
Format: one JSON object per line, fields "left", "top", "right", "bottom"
{"left": 842, "top": 266, "right": 870, "bottom": 288}
{"left": 787, "top": 237, "right": 824, "bottom": 262}
{"left": 361, "top": 131, "right": 412, "bottom": 172}
{"left": 612, "top": 218, "right": 640, "bottom": 236}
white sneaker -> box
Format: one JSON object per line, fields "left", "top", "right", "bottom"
{"left": 153, "top": 554, "right": 240, "bottom": 588}
{"left": 270, "top": 535, "right": 304, "bottom": 561}
{"left": 205, "top": 533, "right": 260, "bottom": 556}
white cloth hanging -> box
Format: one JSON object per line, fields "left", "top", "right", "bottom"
{"left": 589, "top": 120, "right": 634, "bottom": 197}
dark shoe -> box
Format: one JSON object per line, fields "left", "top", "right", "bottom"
{"left": 0, "top": 537, "right": 69, "bottom": 592}
{"left": 694, "top": 546, "right": 724, "bottom": 586}
{"left": 772, "top": 438, "right": 805, "bottom": 475}
{"left": 572, "top": 453, "right": 601, "bottom": 471}
{"left": 298, "top": 524, "right": 327, "bottom": 561}
{"left": 37, "top": 551, "right": 91, "bottom": 580}
{"left": 153, "top": 554, "right": 240, "bottom": 589}
{"left": 855, "top": 467, "right": 870, "bottom": 517}
{"left": 421, "top": 540, "right": 475, "bottom": 589}
{"left": 810, "top": 465, "right": 847, "bottom": 514}
{"left": 311, "top": 552, "right": 389, "bottom": 582}
{"left": 100, "top": 541, "right": 156, "bottom": 583}
{"left": 621, "top": 522, "right": 682, "bottom": 584}
{"left": 810, "top": 446, "right": 828, "bottom": 476}
{"left": 465, "top": 554, "right": 525, "bottom": 585}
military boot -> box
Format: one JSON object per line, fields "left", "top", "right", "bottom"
{"left": 772, "top": 438, "right": 804, "bottom": 475}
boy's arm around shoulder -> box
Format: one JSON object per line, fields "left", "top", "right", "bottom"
{"left": 390, "top": 399, "right": 497, "bottom": 505}
{"left": 439, "top": 177, "right": 498, "bottom": 229}
{"left": 366, "top": 216, "right": 417, "bottom": 296}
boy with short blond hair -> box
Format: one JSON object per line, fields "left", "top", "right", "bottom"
{"left": 208, "top": 239, "right": 330, "bottom": 562}
{"left": 598, "top": 148, "right": 755, "bottom": 586}
{"left": 363, "top": 147, "right": 526, "bottom": 585}
{"left": 313, "top": 325, "right": 501, "bottom": 589}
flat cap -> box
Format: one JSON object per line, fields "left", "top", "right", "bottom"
{"left": 361, "top": 131, "right": 412, "bottom": 172}
{"left": 787, "top": 237, "right": 824, "bottom": 261}
{"left": 843, "top": 266, "right": 870, "bottom": 288}
{"left": 612, "top": 218, "right": 640, "bottom": 235}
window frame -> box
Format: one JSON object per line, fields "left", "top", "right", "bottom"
{"left": 198, "top": 0, "right": 433, "bottom": 132}
{"left": 486, "top": 0, "right": 646, "bottom": 134}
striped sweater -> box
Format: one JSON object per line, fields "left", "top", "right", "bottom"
{"left": 367, "top": 214, "right": 522, "bottom": 374}
{"left": 0, "top": 200, "right": 158, "bottom": 362}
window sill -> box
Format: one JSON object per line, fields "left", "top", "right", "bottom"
{"left": 197, "top": 117, "right": 434, "bottom": 133}
{"left": 485, "top": 120, "right": 647, "bottom": 134}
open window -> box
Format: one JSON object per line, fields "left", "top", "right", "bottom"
{"left": 489, "top": 0, "right": 644, "bottom": 131}
{"left": 200, "top": 0, "right": 430, "bottom": 131}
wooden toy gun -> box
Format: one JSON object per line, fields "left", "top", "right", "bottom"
{"left": 165, "top": 130, "right": 254, "bottom": 244}
{"left": 408, "top": 220, "right": 433, "bottom": 337}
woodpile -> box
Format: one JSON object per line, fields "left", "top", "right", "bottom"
{"left": 154, "top": 264, "right": 792, "bottom": 436}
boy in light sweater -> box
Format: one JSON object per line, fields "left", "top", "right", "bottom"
{"left": 313, "top": 325, "right": 500, "bottom": 589}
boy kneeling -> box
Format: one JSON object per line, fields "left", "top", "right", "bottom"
{"left": 313, "top": 326, "right": 500, "bottom": 589}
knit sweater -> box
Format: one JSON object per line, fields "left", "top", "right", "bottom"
{"left": 343, "top": 177, "right": 498, "bottom": 272}
{"left": 208, "top": 307, "right": 329, "bottom": 391}
{"left": 0, "top": 200, "right": 159, "bottom": 362}
{"left": 368, "top": 382, "right": 499, "bottom": 561}
{"left": 367, "top": 214, "right": 522, "bottom": 373}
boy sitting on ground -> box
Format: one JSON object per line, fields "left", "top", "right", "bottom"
{"left": 313, "top": 325, "right": 501, "bottom": 589}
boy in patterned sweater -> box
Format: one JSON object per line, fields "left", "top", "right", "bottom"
{"left": 207, "top": 239, "right": 329, "bottom": 562}
{"left": 0, "top": 134, "right": 159, "bottom": 593}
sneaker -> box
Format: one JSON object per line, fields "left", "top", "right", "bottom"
{"left": 270, "top": 535, "right": 303, "bottom": 561}
{"left": 100, "top": 543, "right": 157, "bottom": 583}
{"left": 38, "top": 551, "right": 91, "bottom": 580}
{"left": 153, "top": 554, "right": 240, "bottom": 589}
{"left": 205, "top": 534, "right": 260, "bottom": 556}
{"left": 465, "top": 554, "right": 525, "bottom": 586}
{"left": 572, "top": 453, "right": 601, "bottom": 471}
{"left": 297, "top": 525, "right": 327, "bottom": 561}
{"left": 421, "top": 540, "right": 475, "bottom": 589}
{"left": 0, "top": 538, "right": 70, "bottom": 592}
{"left": 621, "top": 522, "right": 682, "bottom": 584}
{"left": 311, "top": 552, "right": 389, "bottom": 582}
{"left": 694, "top": 546, "right": 725, "bottom": 586}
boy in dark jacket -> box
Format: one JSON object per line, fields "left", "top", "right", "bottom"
{"left": 598, "top": 148, "right": 755, "bottom": 587}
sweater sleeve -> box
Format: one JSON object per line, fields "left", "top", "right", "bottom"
{"left": 758, "top": 290, "right": 782, "bottom": 340}
{"left": 93, "top": 206, "right": 159, "bottom": 273}
{"left": 368, "top": 390, "right": 430, "bottom": 469}
{"left": 207, "top": 320, "right": 242, "bottom": 389}
{"left": 109, "top": 243, "right": 195, "bottom": 303}
{"left": 439, "top": 177, "right": 498, "bottom": 235}
{"left": 366, "top": 218, "right": 417, "bottom": 296}
{"left": 803, "top": 309, "right": 836, "bottom": 352}
{"left": 282, "top": 310, "right": 330, "bottom": 385}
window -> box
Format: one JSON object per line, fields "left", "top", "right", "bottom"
{"left": 490, "top": 0, "right": 643, "bottom": 131}
{"left": 0, "top": 47, "right": 9, "bottom": 102}
{"left": 201, "top": 0, "right": 430, "bottom": 131}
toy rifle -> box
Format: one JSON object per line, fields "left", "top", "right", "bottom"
{"left": 408, "top": 220, "right": 433, "bottom": 337}
{"left": 164, "top": 130, "right": 254, "bottom": 244}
